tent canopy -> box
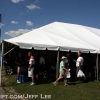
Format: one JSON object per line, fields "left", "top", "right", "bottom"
{"left": 3, "top": 22, "right": 100, "bottom": 53}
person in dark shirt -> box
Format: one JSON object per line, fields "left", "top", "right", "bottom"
{"left": 15, "top": 52, "right": 24, "bottom": 83}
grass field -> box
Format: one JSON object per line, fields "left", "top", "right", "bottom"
{"left": 2, "top": 73, "right": 100, "bottom": 100}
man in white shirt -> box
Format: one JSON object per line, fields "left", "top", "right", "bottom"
{"left": 76, "top": 51, "right": 84, "bottom": 82}
{"left": 40, "top": 56, "right": 45, "bottom": 65}
{"left": 28, "top": 51, "right": 35, "bottom": 86}
{"left": 35, "top": 54, "right": 47, "bottom": 79}
{"left": 39, "top": 55, "right": 47, "bottom": 78}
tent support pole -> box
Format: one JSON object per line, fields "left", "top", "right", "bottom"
{"left": 56, "top": 49, "right": 59, "bottom": 78}
{"left": 96, "top": 53, "right": 99, "bottom": 81}
{"left": 4, "top": 46, "right": 17, "bottom": 56}
{"left": 0, "top": 41, "right": 4, "bottom": 86}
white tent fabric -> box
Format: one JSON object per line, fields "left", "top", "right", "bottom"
{"left": 4, "top": 22, "right": 100, "bottom": 53}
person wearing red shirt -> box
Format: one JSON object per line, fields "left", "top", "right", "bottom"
{"left": 28, "top": 51, "right": 35, "bottom": 86}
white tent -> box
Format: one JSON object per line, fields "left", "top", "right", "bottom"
{"left": 4, "top": 22, "right": 100, "bottom": 53}
{"left": 1, "top": 22, "right": 100, "bottom": 84}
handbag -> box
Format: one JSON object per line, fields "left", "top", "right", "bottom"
{"left": 66, "top": 72, "right": 71, "bottom": 78}
{"left": 77, "top": 69, "right": 85, "bottom": 77}
{"left": 66, "top": 69, "right": 71, "bottom": 78}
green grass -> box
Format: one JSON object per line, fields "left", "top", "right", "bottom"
{"left": 2, "top": 74, "right": 100, "bottom": 100}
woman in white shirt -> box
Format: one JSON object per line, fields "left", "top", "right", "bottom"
{"left": 76, "top": 51, "right": 84, "bottom": 82}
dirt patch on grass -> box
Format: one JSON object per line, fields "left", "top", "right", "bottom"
{"left": 2, "top": 70, "right": 27, "bottom": 100}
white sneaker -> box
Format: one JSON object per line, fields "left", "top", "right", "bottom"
{"left": 53, "top": 82, "right": 58, "bottom": 86}
{"left": 64, "top": 83, "right": 68, "bottom": 86}
{"left": 17, "top": 80, "right": 20, "bottom": 83}
{"left": 30, "top": 83, "right": 35, "bottom": 86}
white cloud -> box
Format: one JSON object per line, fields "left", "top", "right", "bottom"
{"left": 11, "top": 0, "right": 24, "bottom": 3}
{"left": 11, "top": 21, "right": 18, "bottom": 24}
{"left": 26, "top": 4, "right": 40, "bottom": 10}
{"left": 26, "top": 21, "right": 33, "bottom": 26}
{"left": 5, "top": 29, "right": 32, "bottom": 37}
{"left": 0, "top": 23, "right": 4, "bottom": 27}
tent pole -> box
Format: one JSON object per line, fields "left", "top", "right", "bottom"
{"left": 0, "top": 41, "right": 4, "bottom": 86}
{"left": 4, "top": 46, "right": 17, "bottom": 56}
{"left": 96, "top": 53, "right": 99, "bottom": 81}
{"left": 2, "top": 41, "right": 4, "bottom": 71}
{"left": 56, "top": 49, "right": 59, "bottom": 78}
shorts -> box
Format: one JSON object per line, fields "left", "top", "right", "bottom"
{"left": 28, "top": 68, "right": 34, "bottom": 77}
{"left": 17, "top": 66, "right": 24, "bottom": 74}
{"left": 59, "top": 71, "right": 66, "bottom": 79}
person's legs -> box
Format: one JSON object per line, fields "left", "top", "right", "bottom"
{"left": 17, "top": 66, "right": 20, "bottom": 83}
{"left": 64, "top": 73, "right": 68, "bottom": 86}
{"left": 55, "top": 78, "right": 61, "bottom": 83}
{"left": 76, "top": 67, "right": 81, "bottom": 81}
{"left": 65, "top": 71, "right": 67, "bottom": 82}
{"left": 35, "top": 65, "right": 39, "bottom": 79}
{"left": 64, "top": 79, "right": 68, "bottom": 86}
{"left": 32, "top": 76, "right": 35, "bottom": 83}
{"left": 30, "top": 68, "right": 35, "bottom": 86}
{"left": 17, "top": 66, "right": 19, "bottom": 79}
{"left": 53, "top": 72, "right": 63, "bottom": 86}
{"left": 53, "top": 78, "right": 61, "bottom": 86}
{"left": 17, "top": 73, "right": 19, "bottom": 80}
{"left": 35, "top": 66, "right": 41, "bottom": 79}
{"left": 78, "top": 77, "right": 81, "bottom": 81}
{"left": 38, "top": 64, "right": 43, "bottom": 78}
{"left": 17, "top": 73, "right": 20, "bottom": 82}
{"left": 43, "top": 65, "right": 47, "bottom": 78}
{"left": 80, "top": 66, "right": 86, "bottom": 81}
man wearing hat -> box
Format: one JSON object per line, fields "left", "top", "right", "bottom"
{"left": 53, "top": 56, "right": 69, "bottom": 86}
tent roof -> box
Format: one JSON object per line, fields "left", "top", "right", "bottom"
{"left": 4, "top": 22, "right": 100, "bottom": 53}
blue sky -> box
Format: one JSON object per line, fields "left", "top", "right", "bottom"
{"left": 0, "top": 0, "right": 100, "bottom": 39}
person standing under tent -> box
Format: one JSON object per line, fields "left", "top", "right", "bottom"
{"left": 15, "top": 52, "right": 24, "bottom": 83}
{"left": 28, "top": 51, "right": 35, "bottom": 86}
{"left": 76, "top": 51, "right": 84, "bottom": 82}
{"left": 36, "top": 54, "right": 47, "bottom": 78}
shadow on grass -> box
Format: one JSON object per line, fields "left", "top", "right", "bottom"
{"left": 68, "top": 81, "right": 88, "bottom": 86}
{"left": 2, "top": 73, "right": 94, "bottom": 88}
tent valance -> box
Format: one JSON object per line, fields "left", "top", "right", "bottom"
{"left": 3, "top": 22, "right": 100, "bottom": 53}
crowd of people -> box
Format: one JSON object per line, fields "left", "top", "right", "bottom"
{"left": 15, "top": 52, "right": 86, "bottom": 86}
{"left": 15, "top": 51, "right": 49, "bottom": 85}
{"left": 4, "top": 47, "right": 96, "bottom": 86}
